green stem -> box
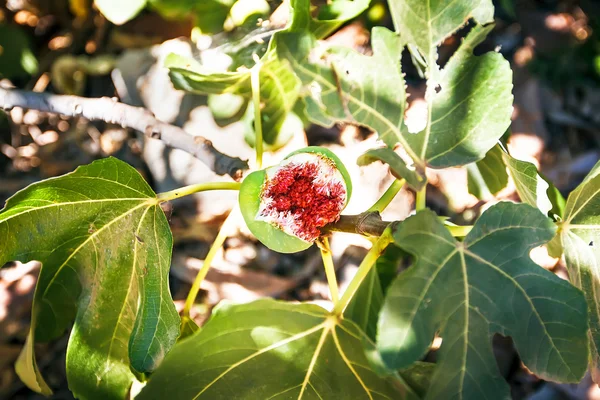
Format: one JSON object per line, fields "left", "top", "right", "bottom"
{"left": 318, "top": 237, "right": 339, "bottom": 303}
{"left": 415, "top": 185, "right": 427, "bottom": 211}
{"left": 368, "top": 179, "right": 405, "bottom": 213}
{"left": 333, "top": 228, "right": 394, "bottom": 315}
{"left": 157, "top": 181, "right": 241, "bottom": 202}
{"left": 251, "top": 61, "right": 263, "bottom": 169}
{"left": 182, "top": 210, "right": 236, "bottom": 318}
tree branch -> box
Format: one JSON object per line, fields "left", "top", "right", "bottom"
{"left": 324, "top": 212, "right": 394, "bottom": 237}
{"left": 0, "top": 87, "right": 248, "bottom": 179}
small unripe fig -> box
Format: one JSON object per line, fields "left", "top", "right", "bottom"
{"left": 239, "top": 147, "right": 352, "bottom": 253}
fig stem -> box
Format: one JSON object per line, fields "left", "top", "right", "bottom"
{"left": 251, "top": 61, "right": 264, "bottom": 169}
{"left": 332, "top": 228, "right": 394, "bottom": 316}
{"left": 156, "top": 181, "right": 241, "bottom": 202}
{"left": 326, "top": 213, "right": 472, "bottom": 238}
{"left": 182, "top": 208, "right": 238, "bottom": 318}
{"left": 368, "top": 179, "right": 406, "bottom": 213}
{"left": 317, "top": 237, "right": 339, "bottom": 303}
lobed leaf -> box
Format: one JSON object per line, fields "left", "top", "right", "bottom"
{"left": 403, "top": 25, "right": 513, "bottom": 168}
{"left": 1, "top": 158, "right": 179, "bottom": 399}
{"left": 378, "top": 202, "right": 588, "bottom": 399}
{"left": 278, "top": 23, "right": 512, "bottom": 170}
{"left": 559, "top": 160, "right": 600, "bottom": 382}
{"left": 138, "top": 299, "right": 416, "bottom": 399}
{"left": 388, "top": 0, "right": 494, "bottom": 64}
{"left": 277, "top": 27, "right": 411, "bottom": 154}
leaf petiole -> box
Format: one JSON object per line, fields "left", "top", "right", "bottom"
{"left": 251, "top": 59, "right": 264, "bottom": 169}
{"left": 368, "top": 179, "right": 405, "bottom": 213}
{"left": 182, "top": 207, "right": 238, "bottom": 318}
{"left": 317, "top": 237, "right": 339, "bottom": 303}
{"left": 156, "top": 181, "right": 241, "bottom": 202}
{"left": 332, "top": 228, "right": 394, "bottom": 316}
{"left": 415, "top": 184, "right": 427, "bottom": 211}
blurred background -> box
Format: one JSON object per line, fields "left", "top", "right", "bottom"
{"left": 1, "top": 0, "right": 600, "bottom": 398}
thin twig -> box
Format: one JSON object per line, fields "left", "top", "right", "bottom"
{"left": 0, "top": 87, "right": 249, "bottom": 179}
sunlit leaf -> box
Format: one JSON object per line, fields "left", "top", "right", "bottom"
{"left": 228, "top": 0, "right": 270, "bottom": 28}
{"left": 94, "top": 0, "right": 146, "bottom": 25}
{"left": 1, "top": 158, "right": 179, "bottom": 399}
{"left": 279, "top": 22, "right": 511, "bottom": 169}
{"left": 559, "top": 160, "right": 600, "bottom": 383}
{"left": 277, "top": 26, "right": 410, "bottom": 153}
{"left": 378, "top": 202, "right": 588, "bottom": 399}
{"left": 402, "top": 25, "right": 513, "bottom": 168}
{"left": 208, "top": 93, "right": 247, "bottom": 121}
{"left": 139, "top": 299, "right": 417, "bottom": 399}
{"left": 166, "top": 50, "right": 300, "bottom": 147}
{"left": 388, "top": 0, "right": 494, "bottom": 64}
{"left": 502, "top": 151, "right": 565, "bottom": 218}
{"left": 357, "top": 147, "right": 426, "bottom": 191}
{"left": 288, "top": 0, "right": 370, "bottom": 39}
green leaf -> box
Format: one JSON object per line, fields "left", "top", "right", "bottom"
{"left": 94, "top": 0, "right": 147, "bottom": 25}
{"left": 138, "top": 299, "right": 417, "bottom": 399}
{"left": 388, "top": 0, "right": 494, "bottom": 64}
{"left": 378, "top": 202, "right": 588, "bottom": 399}
{"left": 208, "top": 93, "right": 247, "bottom": 121}
{"left": 559, "top": 160, "right": 600, "bottom": 382}
{"left": 502, "top": 151, "right": 565, "bottom": 218}
{"left": 278, "top": 23, "right": 511, "bottom": 169}
{"left": 1, "top": 158, "right": 179, "bottom": 399}
{"left": 166, "top": 50, "right": 300, "bottom": 146}
{"left": 228, "top": 0, "right": 270, "bottom": 28}
{"left": 345, "top": 244, "right": 404, "bottom": 341}
{"left": 357, "top": 147, "right": 426, "bottom": 191}
{"left": 179, "top": 316, "right": 200, "bottom": 340}
{"left": 310, "top": 0, "right": 371, "bottom": 39}
{"left": 149, "top": 0, "right": 235, "bottom": 33}
{"left": 0, "top": 25, "right": 38, "bottom": 79}
{"left": 243, "top": 108, "right": 303, "bottom": 152}
{"left": 276, "top": 26, "right": 412, "bottom": 153}
{"left": 399, "top": 361, "right": 436, "bottom": 399}
{"left": 289, "top": 0, "right": 371, "bottom": 39}
{"left": 467, "top": 144, "right": 509, "bottom": 199}
{"left": 402, "top": 25, "right": 513, "bottom": 168}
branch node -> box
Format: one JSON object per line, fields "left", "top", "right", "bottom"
{"left": 145, "top": 125, "right": 161, "bottom": 139}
